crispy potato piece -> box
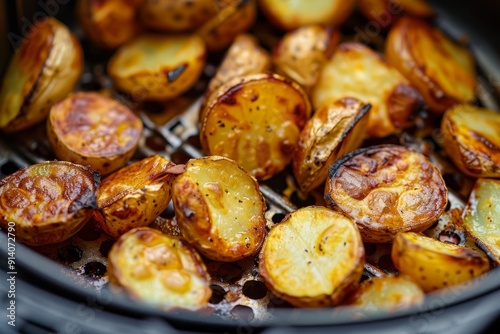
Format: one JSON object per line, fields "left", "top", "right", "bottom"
{"left": 463, "top": 178, "right": 500, "bottom": 263}
{"left": 0, "top": 17, "right": 83, "bottom": 133}
{"left": 392, "top": 232, "right": 490, "bottom": 292}
{"left": 96, "top": 155, "right": 183, "bottom": 238}
{"left": 77, "top": 0, "right": 142, "bottom": 49}
{"left": 385, "top": 17, "right": 476, "bottom": 113}
{"left": 258, "top": 0, "right": 356, "bottom": 30}
{"left": 272, "top": 25, "right": 341, "bottom": 92}
{"left": 312, "top": 43, "right": 422, "bottom": 138}
{"left": 172, "top": 156, "right": 266, "bottom": 261}
{"left": 108, "top": 227, "right": 211, "bottom": 309}
{"left": 108, "top": 34, "right": 206, "bottom": 101}
{"left": 344, "top": 275, "right": 424, "bottom": 312}
{"left": 441, "top": 104, "right": 500, "bottom": 178}
{"left": 293, "top": 98, "right": 370, "bottom": 194}
{"left": 200, "top": 73, "right": 311, "bottom": 180}
{"left": 259, "top": 206, "right": 364, "bottom": 307}
{"left": 47, "top": 92, "right": 143, "bottom": 175}
{"left": 325, "top": 145, "right": 448, "bottom": 243}
{"left": 358, "top": 0, "right": 434, "bottom": 29}
{"left": 0, "top": 161, "right": 98, "bottom": 246}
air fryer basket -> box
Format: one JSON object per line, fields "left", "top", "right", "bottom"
{"left": 1, "top": 1, "right": 500, "bottom": 333}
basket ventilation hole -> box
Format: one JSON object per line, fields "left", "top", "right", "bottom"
{"left": 242, "top": 280, "right": 268, "bottom": 300}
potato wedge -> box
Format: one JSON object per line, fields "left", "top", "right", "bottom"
{"left": 259, "top": 206, "right": 364, "bottom": 307}
{"left": 77, "top": 0, "right": 142, "bottom": 49}
{"left": 108, "top": 34, "right": 206, "bottom": 101}
{"left": 385, "top": 17, "right": 476, "bottom": 113}
{"left": 0, "top": 17, "right": 83, "bottom": 133}
{"left": 344, "top": 275, "right": 424, "bottom": 312}
{"left": 325, "top": 145, "right": 448, "bottom": 243}
{"left": 47, "top": 92, "right": 143, "bottom": 175}
{"left": 358, "top": 0, "right": 434, "bottom": 29}
{"left": 0, "top": 161, "right": 98, "bottom": 246}
{"left": 200, "top": 73, "right": 311, "bottom": 180}
{"left": 272, "top": 25, "right": 341, "bottom": 92}
{"left": 463, "top": 178, "right": 500, "bottom": 263}
{"left": 171, "top": 156, "right": 266, "bottom": 262}
{"left": 441, "top": 104, "right": 500, "bottom": 178}
{"left": 293, "top": 98, "right": 370, "bottom": 194}
{"left": 96, "top": 155, "right": 182, "bottom": 239}
{"left": 258, "top": 0, "right": 356, "bottom": 30}
{"left": 392, "top": 232, "right": 490, "bottom": 292}
{"left": 108, "top": 227, "right": 211, "bottom": 310}
{"left": 312, "top": 43, "right": 422, "bottom": 138}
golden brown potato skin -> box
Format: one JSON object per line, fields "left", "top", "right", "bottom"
{"left": 358, "top": 0, "right": 434, "bottom": 29}
{"left": 96, "top": 155, "right": 181, "bottom": 238}
{"left": 200, "top": 73, "right": 312, "bottom": 180}
{"left": 441, "top": 104, "right": 500, "bottom": 178}
{"left": 385, "top": 17, "right": 476, "bottom": 113}
{"left": 47, "top": 92, "right": 143, "bottom": 175}
{"left": 293, "top": 98, "right": 370, "bottom": 194}
{"left": 172, "top": 156, "right": 266, "bottom": 262}
{"left": 0, "top": 17, "right": 83, "bottom": 133}
{"left": 108, "top": 227, "right": 212, "bottom": 310}
{"left": 325, "top": 145, "right": 448, "bottom": 243}
{"left": 0, "top": 161, "right": 98, "bottom": 246}
{"left": 77, "top": 0, "right": 142, "bottom": 49}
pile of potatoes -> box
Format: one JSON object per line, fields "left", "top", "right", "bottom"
{"left": 1, "top": 0, "right": 499, "bottom": 314}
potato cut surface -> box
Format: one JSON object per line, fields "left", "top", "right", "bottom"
{"left": 358, "top": 0, "right": 434, "bottom": 29}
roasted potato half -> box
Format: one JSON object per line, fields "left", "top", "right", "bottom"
{"left": 259, "top": 206, "right": 364, "bottom": 308}
{"left": 385, "top": 17, "right": 476, "bottom": 113}
{"left": 272, "top": 25, "right": 341, "bottom": 92}
{"left": 463, "top": 178, "right": 500, "bottom": 263}
{"left": 344, "top": 275, "right": 424, "bottom": 312}
{"left": 108, "top": 34, "right": 206, "bottom": 101}
{"left": 0, "top": 161, "right": 98, "bottom": 246}
{"left": 392, "top": 232, "right": 490, "bottom": 292}
{"left": 0, "top": 17, "right": 83, "bottom": 133}
{"left": 96, "top": 155, "right": 183, "bottom": 239}
{"left": 172, "top": 156, "right": 266, "bottom": 262}
{"left": 200, "top": 73, "right": 312, "bottom": 180}
{"left": 312, "top": 43, "right": 422, "bottom": 138}
{"left": 47, "top": 92, "right": 143, "bottom": 175}
{"left": 293, "top": 98, "right": 370, "bottom": 194}
{"left": 325, "top": 145, "right": 448, "bottom": 243}
{"left": 108, "top": 227, "right": 212, "bottom": 310}
{"left": 77, "top": 0, "right": 142, "bottom": 50}
{"left": 258, "top": 0, "right": 356, "bottom": 30}
{"left": 358, "top": 0, "right": 434, "bottom": 29}
{"left": 441, "top": 104, "right": 500, "bottom": 178}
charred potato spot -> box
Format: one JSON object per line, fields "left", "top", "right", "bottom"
{"left": 392, "top": 232, "right": 490, "bottom": 292}
{"left": 259, "top": 206, "right": 364, "bottom": 307}
{"left": 108, "top": 34, "right": 206, "bottom": 101}
{"left": 385, "top": 17, "right": 476, "bottom": 113}
{"left": 96, "top": 155, "right": 178, "bottom": 238}
{"left": 47, "top": 92, "right": 142, "bottom": 175}
{"left": 358, "top": 0, "right": 434, "bottom": 29}
{"left": 441, "top": 104, "right": 500, "bottom": 178}
{"left": 312, "top": 43, "right": 422, "bottom": 139}
{"left": 0, "top": 161, "right": 98, "bottom": 246}
{"left": 172, "top": 156, "right": 266, "bottom": 262}
{"left": 258, "top": 0, "right": 356, "bottom": 31}
{"left": 325, "top": 145, "right": 447, "bottom": 243}
{"left": 108, "top": 227, "right": 211, "bottom": 309}
{"left": 200, "top": 73, "right": 311, "bottom": 180}
{"left": 463, "top": 178, "right": 500, "bottom": 263}
{"left": 0, "top": 17, "right": 83, "bottom": 132}
{"left": 293, "top": 98, "right": 370, "bottom": 193}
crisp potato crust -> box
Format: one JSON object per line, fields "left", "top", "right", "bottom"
{"left": 392, "top": 232, "right": 490, "bottom": 292}
{"left": 47, "top": 92, "right": 142, "bottom": 175}
{"left": 259, "top": 206, "right": 364, "bottom": 307}
{"left": 358, "top": 0, "right": 434, "bottom": 29}
{"left": 108, "top": 227, "right": 212, "bottom": 309}
{"left": 0, "top": 161, "right": 98, "bottom": 245}
{"left": 325, "top": 145, "right": 448, "bottom": 243}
